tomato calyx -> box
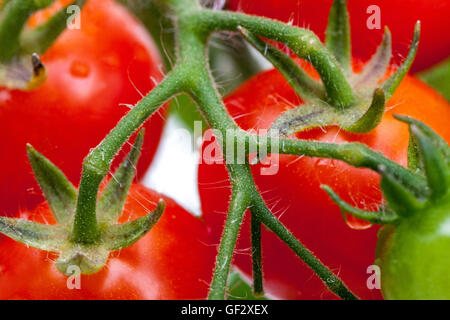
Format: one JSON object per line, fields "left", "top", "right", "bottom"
{"left": 241, "top": 0, "right": 420, "bottom": 137}
{"left": 322, "top": 117, "right": 449, "bottom": 299}
{"left": 322, "top": 116, "right": 450, "bottom": 226}
{"left": 0, "top": 52, "right": 47, "bottom": 90}
{"left": 0, "top": 0, "right": 86, "bottom": 90}
{"left": 0, "top": 130, "right": 166, "bottom": 275}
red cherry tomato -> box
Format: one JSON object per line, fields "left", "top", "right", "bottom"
{"left": 0, "top": 0, "right": 165, "bottom": 217}
{"left": 198, "top": 64, "right": 450, "bottom": 299}
{"left": 228, "top": 0, "right": 450, "bottom": 72}
{"left": 0, "top": 184, "right": 215, "bottom": 299}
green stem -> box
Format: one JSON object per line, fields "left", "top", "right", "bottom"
{"left": 190, "top": 9, "right": 355, "bottom": 108}
{"left": 325, "top": 0, "right": 351, "bottom": 73}
{"left": 185, "top": 45, "right": 359, "bottom": 299}
{"left": 73, "top": 70, "right": 181, "bottom": 244}
{"left": 170, "top": 0, "right": 360, "bottom": 299}
{"left": 20, "top": 0, "right": 87, "bottom": 55}
{"left": 72, "top": 166, "right": 102, "bottom": 244}
{"left": 208, "top": 175, "right": 250, "bottom": 300}
{"left": 251, "top": 134, "right": 428, "bottom": 196}
{"left": 250, "top": 190, "right": 358, "bottom": 300}
{"left": 250, "top": 211, "right": 264, "bottom": 296}
{"left": 239, "top": 27, "right": 325, "bottom": 101}
{"left": 71, "top": 0, "right": 406, "bottom": 299}
{"left": 0, "top": 0, "right": 37, "bottom": 61}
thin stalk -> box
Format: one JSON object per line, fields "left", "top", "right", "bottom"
{"left": 239, "top": 27, "right": 325, "bottom": 101}
{"left": 250, "top": 211, "right": 264, "bottom": 296}
{"left": 176, "top": 3, "right": 360, "bottom": 299}
{"left": 0, "top": 0, "right": 37, "bottom": 61}
{"left": 250, "top": 190, "right": 358, "bottom": 300}
{"left": 20, "top": 0, "right": 87, "bottom": 55}
{"left": 250, "top": 134, "right": 428, "bottom": 196}
{"left": 73, "top": 70, "right": 182, "bottom": 244}
{"left": 208, "top": 179, "right": 250, "bottom": 300}
{"left": 70, "top": 0, "right": 403, "bottom": 299}
{"left": 190, "top": 9, "right": 355, "bottom": 108}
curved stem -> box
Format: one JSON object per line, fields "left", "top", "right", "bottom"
{"left": 250, "top": 189, "right": 358, "bottom": 300}
{"left": 239, "top": 27, "right": 325, "bottom": 101}
{"left": 20, "top": 0, "right": 87, "bottom": 55}
{"left": 0, "top": 0, "right": 37, "bottom": 61}
{"left": 71, "top": 0, "right": 409, "bottom": 298}
{"left": 174, "top": 1, "right": 360, "bottom": 299}
{"left": 190, "top": 9, "right": 354, "bottom": 108}
{"left": 325, "top": 0, "right": 351, "bottom": 73}
{"left": 250, "top": 134, "right": 428, "bottom": 196}
{"left": 208, "top": 173, "right": 251, "bottom": 300}
{"left": 73, "top": 70, "right": 182, "bottom": 244}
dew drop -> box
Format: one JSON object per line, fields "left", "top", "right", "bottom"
{"left": 345, "top": 214, "right": 373, "bottom": 230}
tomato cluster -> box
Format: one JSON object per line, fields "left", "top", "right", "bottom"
{"left": 0, "top": 184, "right": 216, "bottom": 299}
{"left": 0, "top": 0, "right": 214, "bottom": 300}
{"left": 198, "top": 64, "right": 450, "bottom": 299}
{"left": 0, "top": 0, "right": 165, "bottom": 217}
{"left": 0, "top": 0, "right": 449, "bottom": 301}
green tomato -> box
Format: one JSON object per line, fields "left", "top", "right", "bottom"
{"left": 375, "top": 193, "right": 450, "bottom": 299}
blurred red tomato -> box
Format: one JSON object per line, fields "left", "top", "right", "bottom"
{"left": 0, "top": 0, "right": 165, "bottom": 216}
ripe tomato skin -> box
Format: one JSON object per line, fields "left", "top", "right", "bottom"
{"left": 0, "top": 0, "right": 165, "bottom": 217}
{"left": 0, "top": 184, "right": 215, "bottom": 300}
{"left": 228, "top": 0, "right": 450, "bottom": 72}
{"left": 375, "top": 194, "right": 450, "bottom": 299}
{"left": 198, "top": 64, "right": 450, "bottom": 299}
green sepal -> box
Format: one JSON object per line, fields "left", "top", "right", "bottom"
{"left": 0, "top": 0, "right": 55, "bottom": 62}
{"left": 238, "top": 27, "right": 325, "bottom": 101}
{"left": 325, "top": 0, "right": 351, "bottom": 74}
{"left": 98, "top": 129, "right": 145, "bottom": 223}
{"left": 344, "top": 88, "right": 385, "bottom": 133}
{"left": 55, "top": 245, "right": 110, "bottom": 276}
{"left": 27, "top": 144, "right": 77, "bottom": 224}
{"left": 0, "top": 0, "right": 37, "bottom": 62}
{"left": 407, "top": 128, "right": 423, "bottom": 173}
{"left": 103, "top": 199, "right": 165, "bottom": 251}
{"left": 20, "top": 0, "right": 87, "bottom": 56}
{"left": 321, "top": 185, "right": 399, "bottom": 224}
{"left": 269, "top": 100, "right": 334, "bottom": 137}
{"left": 353, "top": 27, "right": 391, "bottom": 89}
{"left": 269, "top": 88, "right": 386, "bottom": 136}
{"left": 379, "top": 165, "right": 425, "bottom": 217}
{"left": 382, "top": 21, "right": 420, "bottom": 100}
{"left": 395, "top": 115, "right": 450, "bottom": 166}
{"left": 410, "top": 125, "right": 450, "bottom": 200}
{"left": 0, "top": 217, "right": 66, "bottom": 251}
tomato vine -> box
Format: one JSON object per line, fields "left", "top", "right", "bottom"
{"left": 0, "top": 0, "right": 436, "bottom": 300}
{"left": 75, "top": 0, "right": 424, "bottom": 299}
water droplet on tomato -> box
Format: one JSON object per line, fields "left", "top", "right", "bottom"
{"left": 345, "top": 214, "right": 373, "bottom": 230}
{"left": 70, "top": 61, "right": 90, "bottom": 78}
